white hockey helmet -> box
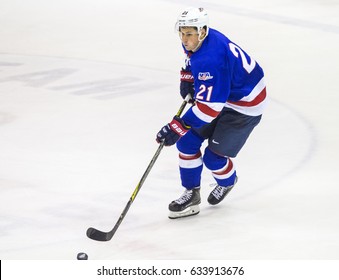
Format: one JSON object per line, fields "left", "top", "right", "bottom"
{"left": 175, "top": 7, "right": 209, "bottom": 35}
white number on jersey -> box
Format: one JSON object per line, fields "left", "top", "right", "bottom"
{"left": 229, "top": 43, "right": 256, "bottom": 73}
{"left": 196, "top": 84, "right": 213, "bottom": 101}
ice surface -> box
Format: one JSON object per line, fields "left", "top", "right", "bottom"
{"left": 0, "top": 0, "right": 339, "bottom": 260}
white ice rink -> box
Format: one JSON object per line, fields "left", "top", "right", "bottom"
{"left": 1, "top": 0, "right": 339, "bottom": 262}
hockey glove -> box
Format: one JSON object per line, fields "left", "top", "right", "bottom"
{"left": 156, "top": 116, "right": 190, "bottom": 146}
{"left": 180, "top": 70, "right": 194, "bottom": 103}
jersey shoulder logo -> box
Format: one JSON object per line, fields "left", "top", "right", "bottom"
{"left": 198, "top": 72, "right": 213, "bottom": 81}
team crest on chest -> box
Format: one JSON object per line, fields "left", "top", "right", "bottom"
{"left": 198, "top": 72, "right": 213, "bottom": 81}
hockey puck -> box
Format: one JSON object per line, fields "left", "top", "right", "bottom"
{"left": 77, "top": 252, "right": 88, "bottom": 260}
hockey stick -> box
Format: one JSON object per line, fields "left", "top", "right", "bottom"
{"left": 86, "top": 96, "right": 190, "bottom": 241}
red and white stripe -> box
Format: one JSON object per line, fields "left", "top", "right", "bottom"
{"left": 192, "top": 101, "right": 224, "bottom": 123}
{"left": 179, "top": 151, "right": 203, "bottom": 169}
{"left": 225, "top": 77, "right": 267, "bottom": 116}
{"left": 211, "top": 158, "right": 235, "bottom": 180}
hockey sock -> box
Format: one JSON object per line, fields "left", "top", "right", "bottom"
{"left": 179, "top": 151, "right": 203, "bottom": 189}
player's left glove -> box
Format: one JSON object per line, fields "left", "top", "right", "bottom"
{"left": 156, "top": 116, "right": 190, "bottom": 146}
{"left": 180, "top": 69, "right": 195, "bottom": 103}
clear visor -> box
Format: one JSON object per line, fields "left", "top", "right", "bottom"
{"left": 178, "top": 30, "right": 200, "bottom": 39}
{"left": 175, "top": 22, "right": 199, "bottom": 37}
{"left": 174, "top": 21, "right": 180, "bottom": 32}
{"left": 175, "top": 20, "right": 199, "bottom": 31}
{"left": 175, "top": 20, "right": 209, "bottom": 42}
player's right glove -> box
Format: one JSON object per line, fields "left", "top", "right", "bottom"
{"left": 156, "top": 116, "right": 190, "bottom": 146}
{"left": 180, "top": 69, "right": 194, "bottom": 103}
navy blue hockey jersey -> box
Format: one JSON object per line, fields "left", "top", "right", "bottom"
{"left": 181, "top": 28, "right": 267, "bottom": 129}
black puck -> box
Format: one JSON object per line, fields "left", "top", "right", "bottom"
{"left": 77, "top": 252, "right": 88, "bottom": 260}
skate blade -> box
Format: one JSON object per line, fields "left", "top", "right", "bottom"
{"left": 168, "top": 205, "right": 200, "bottom": 219}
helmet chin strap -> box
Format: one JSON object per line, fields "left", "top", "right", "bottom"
{"left": 192, "top": 30, "right": 207, "bottom": 52}
{"left": 192, "top": 41, "right": 203, "bottom": 52}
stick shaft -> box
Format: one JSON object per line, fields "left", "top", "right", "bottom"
{"left": 87, "top": 97, "right": 190, "bottom": 241}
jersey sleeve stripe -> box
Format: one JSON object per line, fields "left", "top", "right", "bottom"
{"left": 191, "top": 101, "right": 223, "bottom": 123}
{"left": 196, "top": 101, "right": 221, "bottom": 117}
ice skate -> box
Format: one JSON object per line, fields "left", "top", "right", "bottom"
{"left": 208, "top": 177, "right": 238, "bottom": 205}
{"left": 168, "top": 187, "right": 201, "bottom": 219}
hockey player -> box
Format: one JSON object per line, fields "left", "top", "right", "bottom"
{"left": 156, "top": 7, "right": 267, "bottom": 219}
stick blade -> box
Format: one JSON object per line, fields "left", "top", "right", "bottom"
{"left": 86, "top": 227, "right": 112, "bottom": 242}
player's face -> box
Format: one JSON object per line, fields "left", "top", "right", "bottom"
{"left": 179, "top": 27, "right": 200, "bottom": 51}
